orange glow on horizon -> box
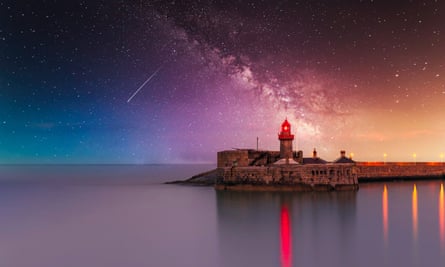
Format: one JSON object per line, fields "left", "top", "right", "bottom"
{"left": 280, "top": 205, "right": 292, "bottom": 267}
{"left": 440, "top": 183, "right": 445, "bottom": 247}
{"left": 412, "top": 184, "right": 418, "bottom": 241}
{"left": 382, "top": 185, "right": 388, "bottom": 244}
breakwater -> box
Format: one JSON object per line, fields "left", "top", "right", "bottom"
{"left": 215, "top": 163, "right": 359, "bottom": 191}
{"left": 168, "top": 162, "right": 445, "bottom": 187}
{"left": 357, "top": 162, "right": 445, "bottom": 181}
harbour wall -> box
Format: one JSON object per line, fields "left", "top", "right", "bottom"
{"left": 217, "top": 163, "right": 359, "bottom": 191}
{"left": 168, "top": 162, "right": 445, "bottom": 187}
{"left": 356, "top": 162, "right": 445, "bottom": 181}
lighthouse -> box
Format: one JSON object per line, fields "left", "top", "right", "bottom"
{"left": 278, "top": 119, "right": 295, "bottom": 160}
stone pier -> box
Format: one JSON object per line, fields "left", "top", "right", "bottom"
{"left": 357, "top": 162, "right": 445, "bottom": 181}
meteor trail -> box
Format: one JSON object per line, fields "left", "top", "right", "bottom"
{"left": 127, "top": 65, "right": 162, "bottom": 103}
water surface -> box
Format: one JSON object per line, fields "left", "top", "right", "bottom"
{"left": 0, "top": 165, "right": 443, "bottom": 267}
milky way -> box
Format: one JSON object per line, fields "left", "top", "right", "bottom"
{"left": 1, "top": 1, "right": 445, "bottom": 163}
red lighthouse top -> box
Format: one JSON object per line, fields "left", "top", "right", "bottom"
{"left": 278, "top": 119, "right": 294, "bottom": 140}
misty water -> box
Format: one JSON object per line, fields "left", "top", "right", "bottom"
{"left": 0, "top": 165, "right": 444, "bottom": 267}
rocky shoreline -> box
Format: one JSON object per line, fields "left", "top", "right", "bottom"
{"left": 165, "top": 168, "right": 219, "bottom": 186}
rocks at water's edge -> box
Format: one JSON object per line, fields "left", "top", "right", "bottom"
{"left": 165, "top": 169, "right": 218, "bottom": 186}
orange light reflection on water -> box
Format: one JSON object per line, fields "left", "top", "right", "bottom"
{"left": 382, "top": 184, "right": 388, "bottom": 244}
{"left": 412, "top": 184, "right": 418, "bottom": 241}
{"left": 280, "top": 205, "right": 292, "bottom": 267}
{"left": 440, "top": 183, "right": 445, "bottom": 247}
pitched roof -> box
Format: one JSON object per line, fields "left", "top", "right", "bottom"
{"left": 303, "top": 157, "right": 328, "bottom": 164}
{"left": 333, "top": 156, "right": 355, "bottom": 164}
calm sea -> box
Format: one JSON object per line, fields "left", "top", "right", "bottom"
{"left": 0, "top": 164, "right": 444, "bottom": 267}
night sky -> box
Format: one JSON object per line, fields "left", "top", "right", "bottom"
{"left": 1, "top": 1, "right": 445, "bottom": 164}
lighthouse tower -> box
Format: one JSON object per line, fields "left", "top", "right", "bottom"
{"left": 278, "top": 119, "right": 295, "bottom": 160}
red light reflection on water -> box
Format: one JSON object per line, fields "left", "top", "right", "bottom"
{"left": 440, "top": 183, "right": 445, "bottom": 247}
{"left": 280, "top": 205, "right": 292, "bottom": 267}
{"left": 382, "top": 185, "right": 388, "bottom": 243}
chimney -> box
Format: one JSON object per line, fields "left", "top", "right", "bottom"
{"left": 340, "top": 150, "right": 346, "bottom": 158}
{"left": 313, "top": 148, "right": 317, "bottom": 159}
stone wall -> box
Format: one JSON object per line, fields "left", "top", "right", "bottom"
{"left": 356, "top": 162, "right": 445, "bottom": 181}
{"left": 217, "top": 150, "right": 303, "bottom": 167}
{"left": 247, "top": 150, "right": 281, "bottom": 166}
{"left": 217, "top": 150, "right": 249, "bottom": 167}
{"left": 218, "top": 163, "right": 358, "bottom": 190}
{"left": 216, "top": 151, "right": 445, "bottom": 188}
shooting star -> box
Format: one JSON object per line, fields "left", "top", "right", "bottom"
{"left": 127, "top": 65, "right": 163, "bottom": 103}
